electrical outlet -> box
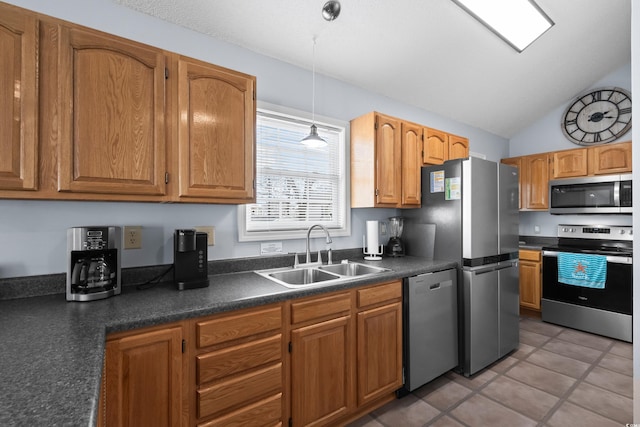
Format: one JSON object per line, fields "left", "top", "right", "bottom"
{"left": 124, "top": 226, "right": 142, "bottom": 249}
{"left": 194, "top": 226, "right": 215, "bottom": 246}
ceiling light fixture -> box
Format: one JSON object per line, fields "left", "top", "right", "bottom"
{"left": 452, "top": 0, "right": 554, "bottom": 52}
{"left": 322, "top": 0, "right": 341, "bottom": 21}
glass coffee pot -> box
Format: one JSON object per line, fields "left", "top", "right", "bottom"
{"left": 385, "top": 216, "right": 405, "bottom": 257}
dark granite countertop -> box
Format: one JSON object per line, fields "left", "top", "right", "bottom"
{"left": 0, "top": 255, "right": 456, "bottom": 427}
{"left": 518, "top": 235, "right": 557, "bottom": 250}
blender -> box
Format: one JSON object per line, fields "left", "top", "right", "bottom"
{"left": 385, "top": 216, "right": 405, "bottom": 257}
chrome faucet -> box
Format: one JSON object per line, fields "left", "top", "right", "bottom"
{"left": 305, "top": 224, "right": 333, "bottom": 265}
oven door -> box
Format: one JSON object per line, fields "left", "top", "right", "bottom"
{"left": 542, "top": 250, "right": 632, "bottom": 315}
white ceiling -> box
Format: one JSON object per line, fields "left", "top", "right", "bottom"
{"left": 115, "top": 0, "right": 631, "bottom": 139}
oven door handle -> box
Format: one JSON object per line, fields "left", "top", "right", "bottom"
{"left": 542, "top": 250, "right": 632, "bottom": 265}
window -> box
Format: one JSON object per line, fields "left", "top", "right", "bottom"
{"left": 238, "top": 103, "right": 349, "bottom": 242}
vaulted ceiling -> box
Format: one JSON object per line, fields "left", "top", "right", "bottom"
{"left": 116, "top": 0, "right": 631, "bottom": 139}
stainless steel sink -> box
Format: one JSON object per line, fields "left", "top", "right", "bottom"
{"left": 267, "top": 268, "right": 340, "bottom": 285}
{"left": 255, "top": 262, "right": 390, "bottom": 288}
{"left": 318, "top": 262, "right": 388, "bottom": 276}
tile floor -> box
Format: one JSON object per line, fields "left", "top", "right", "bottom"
{"left": 348, "top": 315, "right": 633, "bottom": 427}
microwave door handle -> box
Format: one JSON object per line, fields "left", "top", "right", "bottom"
{"left": 614, "top": 180, "right": 620, "bottom": 207}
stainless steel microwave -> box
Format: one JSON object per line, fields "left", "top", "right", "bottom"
{"left": 549, "top": 174, "right": 632, "bottom": 214}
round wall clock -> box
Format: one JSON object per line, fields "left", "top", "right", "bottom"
{"left": 561, "top": 87, "right": 632, "bottom": 145}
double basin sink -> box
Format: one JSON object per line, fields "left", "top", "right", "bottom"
{"left": 255, "top": 261, "right": 390, "bottom": 288}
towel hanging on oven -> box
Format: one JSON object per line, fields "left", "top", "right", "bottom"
{"left": 557, "top": 252, "right": 607, "bottom": 289}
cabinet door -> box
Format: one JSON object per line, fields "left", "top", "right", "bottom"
{"left": 552, "top": 149, "right": 588, "bottom": 178}
{"left": 401, "top": 122, "right": 422, "bottom": 207}
{"left": 522, "top": 154, "right": 550, "bottom": 210}
{"left": 501, "top": 157, "right": 522, "bottom": 209}
{"left": 56, "top": 26, "right": 167, "bottom": 196}
{"left": 356, "top": 302, "right": 402, "bottom": 406}
{"left": 177, "top": 57, "right": 255, "bottom": 202}
{"left": 105, "top": 326, "right": 183, "bottom": 427}
{"left": 290, "top": 316, "right": 353, "bottom": 427}
{"left": 588, "top": 142, "right": 632, "bottom": 175}
{"left": 0, "top": 4, "right": 38, "bottom": 191}
{"left": 374, "top": 114, "right": 401, "bottom": 206}
{"left": 519, "top": 260, "right": 541, "bottom": 310}
{"left": 448, "top": 134, "right": 469, "bottom": 160}
{"left": 423, "top": 128, "right": 448, "bottom": 165}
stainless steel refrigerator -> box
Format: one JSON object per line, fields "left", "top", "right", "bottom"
{"left": 404, "top": 157, "right": 520, "bottom": 377}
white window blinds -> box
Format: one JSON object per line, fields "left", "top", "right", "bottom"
{"left": 244, "top": 109, "right": 347, "bottom": 236}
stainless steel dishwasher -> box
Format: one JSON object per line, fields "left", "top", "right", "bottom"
{"left": 402, "top": 268, "right": 458, "bottom": 392}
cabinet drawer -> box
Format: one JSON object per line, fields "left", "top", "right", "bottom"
{"left": 197, "top": 393, "right": 282, "bottom": 427}
{"left": 519, "top": 249, "right": 541, "bottom": 262}
{"left": 198, "top": 363, "right": 282, "bottom": 419}
{"left": 197, "top": 335, "right": 282, "bottom": 385}
{"left": 357, "top": 281, "right": 402, "bottom": 308}
{"left": 290, "top": 292, "right": 351, "bottom": 324}
{"left": 197, "top": 305, "right": 282, "bottom": 348}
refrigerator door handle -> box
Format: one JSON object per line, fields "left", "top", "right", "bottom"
{"left": 495, "top": 261, "right": 518, "bottom": 271}
{"left": 465, "top": 264, "right": 499, "bottom": 275}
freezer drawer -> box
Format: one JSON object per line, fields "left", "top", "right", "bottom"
{"left": 461, "top": 261, "right": 519, "bottom": 376}
{"left": 403, "top": 269, "right": 458, "bottom": 392}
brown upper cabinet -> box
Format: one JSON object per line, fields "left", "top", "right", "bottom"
{"left": 423, "top": 128, "right": 469, "bottom": 165}
{"left": 56, "top": 25, "right": 168, "bottom": 197}
{"left": 0, "top": 2, "right": 256, "bottom": 204}
{"left": 400, "top": 122, "right": 422, "bottom": 207}
{"left": 175, "top": 56, "right": 255, "bottom": 203}
{"left": 502, "top": 140, "right": 632, "bottom": 211}
{"left": 351, "top": 111, "right": 468, "bottom": 208}
{"left": 552, "top": 142, "right": 632, "bottom": 178}
{"left": 551, "top": 148, "right": 588, "bottom": 179}
{"left": 502, "top": 153, "right": 550, "bottom": 210}
{"left": 587, "top": 141, "right": 632, "bottom": 175}
{"left": 0, "top": 3, "right": 38, "bottom": 191}
{"left": 522, "top": 153, "right": 551, "bottom": 210}
{"left": 351, "top": 112, "right": 402, "bottom": 208}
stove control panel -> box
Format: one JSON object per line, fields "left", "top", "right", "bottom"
{"left": 558, "top": 225, "right": 633, "bottom": 240}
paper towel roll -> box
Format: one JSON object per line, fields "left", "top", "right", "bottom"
{"left": 365, "top": 220, "right": 379, "bottom": 253}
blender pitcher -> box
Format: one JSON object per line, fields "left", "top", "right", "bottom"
{"left": 386, "top": 216, "right": 405, "bottom": 256}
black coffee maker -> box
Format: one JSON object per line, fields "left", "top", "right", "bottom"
{"left": 174, "top": 229, "right": 209, "bottom": 290}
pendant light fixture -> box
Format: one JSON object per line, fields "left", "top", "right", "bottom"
{"left": 300, "top": 37, "right": 327, "bottom": 148}
{"left": 301, "top": 1, "right": 341, "bottom": 147}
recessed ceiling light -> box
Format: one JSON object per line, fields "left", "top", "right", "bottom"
{"left": 452, "top": 0, "right": 554, "bottom": 52}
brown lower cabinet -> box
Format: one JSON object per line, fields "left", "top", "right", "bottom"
{"left": 519, "top": 249, "right": 542, "bottom": 311}
{"left": 100, "top": 280, "right": 404, "bottom": 427}
{"left": 100, "top": 323, "right": 186, "bottom": 427}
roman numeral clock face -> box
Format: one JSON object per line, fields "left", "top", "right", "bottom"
{"left": 561, "top": 87, "right": 632, "bottom": 145}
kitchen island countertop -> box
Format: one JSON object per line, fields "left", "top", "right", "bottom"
{"left": 0, "top": 255, "right": 456, "bottom": 427}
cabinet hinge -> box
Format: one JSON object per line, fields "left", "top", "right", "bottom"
{"left": 165, "top": 172, "right": 169, "bottom": 184}
{"left": 288, "top": 341, "right": 292, "bottom": 353}
{"left": 182, "top": 339, "right": 186, "bottom": 353}
{"left": 165, "top": 67, "right": 169, "bottom": 79}
{"left": 375, "top": 188, "right": 379, "bottom": 196}
{"left": 253, "top": 89, "right": 256, "bottom": 101}
{"left": 253, "top": 179, "right": 256, "bottom": 189}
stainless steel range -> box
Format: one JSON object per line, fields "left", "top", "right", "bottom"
{"left": 541, "top": 225, "right": 632, "bottom": 342}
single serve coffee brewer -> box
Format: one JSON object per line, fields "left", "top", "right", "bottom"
{"left": 173, "top": 229, "right": 209, "bottom": 290}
